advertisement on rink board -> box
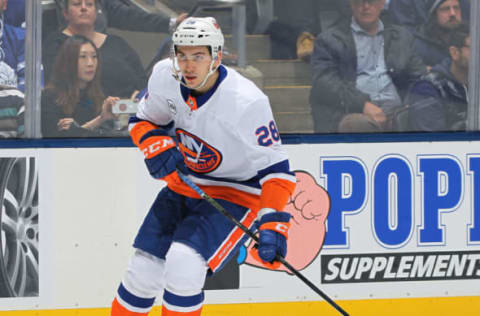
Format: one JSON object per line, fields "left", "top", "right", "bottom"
{"left": 134, "top": 140, "right": 480, "bottom": 302}
{"left": 216, "top": 141, "right": 480, "bottom": 301}
{"left": 0, "top": 142, "right": 479, "bottom": 311}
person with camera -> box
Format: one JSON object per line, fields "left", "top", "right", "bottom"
{"left": 41, "top": 35, "right": 118, "bottom": 138}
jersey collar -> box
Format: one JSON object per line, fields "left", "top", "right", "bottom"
{"left": 180, "top": 65, "right": 228, "bottom": 109}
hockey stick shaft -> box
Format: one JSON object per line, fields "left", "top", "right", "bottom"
{"left": 176, "top": 170, "right": 349, "bottom": 316}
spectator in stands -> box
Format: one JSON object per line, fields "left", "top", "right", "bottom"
{"left": 388, "top": 0, "right": 469, "bottom": 34}
{"left": 52, "top": 0, "right": 187, "bottom": 35}
{"left": 43, "top": 0, "right": 147, "bottom": 99}
{"left": 41, "top": 35, "right": 118, "bottom": 138}
{"left": 309, "top": 0, "right": 426, "bottom": 133}
{"left": 263, "top": 0, "right": 321, "bottom": 61}
{"left": 412, "top": 0, "right": 466, "bottom": 67}
{"left": 0, "top": 83, "right": 24, "bottom": 138}
{"left": 0, "top": 0, "right": 26, "bottom": 92}
{"left": 406, "top": 22, "right": 470, "bottom": 132}
{"left": 4, "top": 0, "right": 25, "bottom": 28}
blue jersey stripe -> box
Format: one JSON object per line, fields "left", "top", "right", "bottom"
{"left": 117, "top": 283, "right": 155, "bottom": 308}
{"left": 163, "top": 289, "right": 204, "bottom": 308}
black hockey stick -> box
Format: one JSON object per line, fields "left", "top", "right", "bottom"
{"left": 176, "top": 170, "right": 350, "bottom": 316}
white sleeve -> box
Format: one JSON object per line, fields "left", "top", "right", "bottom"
{"left": 136, "top": 62, "right": 174, "bottom": 127}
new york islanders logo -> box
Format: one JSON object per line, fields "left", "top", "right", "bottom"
{"left": 176, "top": 129, "right": 222, "bottom": 173}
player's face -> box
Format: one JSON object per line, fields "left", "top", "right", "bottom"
{"left": 77, "top": 42, "right": 98, "bottom": 88}
{"left": 176, "top": 46, "right": 220, "bottom": 91}
{"left": 64, "top": 0, "right": 97, "bottom": 28}
{"left": 436, "top": 0, "right": 462, "bottom": 30}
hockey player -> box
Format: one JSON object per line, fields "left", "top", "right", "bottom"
{"left": 111, "top": 17, "right": 296, "bottom": 316}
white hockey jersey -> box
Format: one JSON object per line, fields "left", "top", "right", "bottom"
{"left": 132, "top": 59, "right": 296, "bottom": 211}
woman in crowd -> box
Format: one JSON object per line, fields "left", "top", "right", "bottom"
{"left": 41, "top": 35, "right": 118, "bottom": 137}
{"left": 42, "top": 0, "right": 147, "bottom": 99}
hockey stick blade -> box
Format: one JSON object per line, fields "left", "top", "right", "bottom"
{"left": 176, "top": 170, "right": 350, "bottom": 316}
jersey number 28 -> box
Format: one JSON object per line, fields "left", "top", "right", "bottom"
{"left": 256, "top": 121, "right": 280, "bottom": 146}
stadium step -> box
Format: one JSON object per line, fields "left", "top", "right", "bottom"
{"left": 224, "top": 34, "right": 271, "bottom": 62}
{"left": 264, "top": 86, "right": 313, "bottom": 133}
{"left": 274, "top": 111, "right": 314, "bottom": 134}
{"left": 251, "top": 59, "right": 312, "bottom": 86}
{"left": 264, "top": 86, "right": 311, "bottom": 113}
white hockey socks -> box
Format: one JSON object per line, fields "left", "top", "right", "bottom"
{"left": 162, "top": 242, "right": 208, "bottom": 315}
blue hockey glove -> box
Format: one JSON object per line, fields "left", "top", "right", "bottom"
{"left": 144, "top": 146, "right": 188, "bottom": 179}
{"left": 138, "top": 133, "right": 188, "bottom": 179}
{"left": 256, "top": 210, "right": 291, "bottom": 263}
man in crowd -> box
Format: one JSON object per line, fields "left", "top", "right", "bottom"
{"left": 388, "top": 0, "right": 469, "bottom": 35}
{"left": 407, "top": 22, "right": 470, "bottom": 131}
{"left": 309, "top": 0, "right": 425, "bottom": 133}
{"left": 413, "top": 0, "right": 466, "bottom": 67}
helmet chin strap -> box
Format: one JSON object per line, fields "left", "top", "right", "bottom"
{"left": 172, "top": 58, "right": 219, "bottom": 91}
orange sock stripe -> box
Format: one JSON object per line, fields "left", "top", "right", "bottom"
{"left": 111, "top": 298, "right": 149, "bottom": 316}
{"left": 161, "top": 305, "right": 202, "bottom": 315}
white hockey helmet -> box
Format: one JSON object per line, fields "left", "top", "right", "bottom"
{"left": 172, "top": 17, "right": 224, "bottom": 61}
{"left": 171, "top": 17, "right": 225, "bottom": 90}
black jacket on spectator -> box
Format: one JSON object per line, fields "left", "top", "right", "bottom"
{"left": 406, "top": 58, "right": 468, "bottom": 131}
{"left": 41, "top": 89, "right": 99, "bottom": 138}
{"left": 411, "top": 0, "right": 470, "bottom": 67}
{"left": 43, "top": 31, "right": 147, "bottom": 98}
{"left": 413, "top": 23, "right": 452, "bottom": 67}
{"left": 309, "top": 20, "right": 426, "bottom": 133}
{"left": 389, "top": 0, "right": 470, "bottom": 35}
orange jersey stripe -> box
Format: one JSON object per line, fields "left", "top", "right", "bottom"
{"left": 130, "top": 121, "right": 158, "bottom": 147}
{"left": 208, "top": 210, "right": 257, "bottom": 272}
{"left": 164, "top": 172, "right": 261, "bottom": 212}
{"left": 162, "top": 305, "right": 202, "bottom": 315}
{"left": 260, "top": 178, "right": 296, "bottom": 211}
{"left": 111, "top": 298, "right": 149, "bottom": 316}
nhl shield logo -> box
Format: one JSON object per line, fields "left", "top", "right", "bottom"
{"left": 167, "top": 99, "right": 177, "bottom": 115}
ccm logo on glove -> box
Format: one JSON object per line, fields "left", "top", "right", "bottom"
{"left": 141, "top": 137, "right": 175, "bottom": 159}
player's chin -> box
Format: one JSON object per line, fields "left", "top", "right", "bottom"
{"left": 184, "top": 78, "right": 197, "bottom": 86}
{"left": 186, "top": 81, "right": 199, "bottom": 89}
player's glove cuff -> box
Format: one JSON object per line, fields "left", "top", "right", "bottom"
{"left": 258, "top": 211, "right": 291, "bottom": 239}
{"left": 139, "top": 135, "right": 176, "bottom": 159}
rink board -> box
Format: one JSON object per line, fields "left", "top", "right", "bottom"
{"left": 0, "top": 141, "right": 479, "bottom": 314}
